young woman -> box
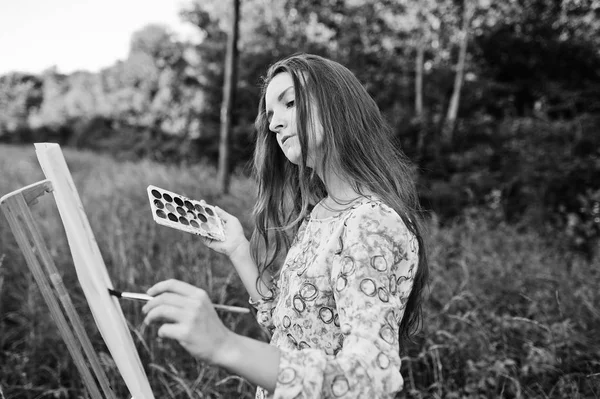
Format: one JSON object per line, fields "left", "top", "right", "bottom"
{"left": 142, "top": 53, "right": 428, "bottom": 398}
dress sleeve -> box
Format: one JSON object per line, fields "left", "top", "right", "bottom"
{"left": 249, "top": 274, "right": 280, "bottom": 334}
{"left": 271, "top": 203, "right": 420, "bottom": 398}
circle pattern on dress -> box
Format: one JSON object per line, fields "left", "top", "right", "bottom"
{"left": 377, "top": 352, "right": 390, "bottom": 369}
{"left": 331, "top": 375, "right": 350, "bottom": 397}
{"left": 319, "top": 307, "right": 334, "bottom": 324}
{"left": 283, "top": 315, "right": 291, "bottom": 328}
{"left": 299, "top": 341, "right": 311, "bottom": 349}
{"left": 341, "top": 256, "right": 355, "bottom": 274}
{"left": 389, "top": 273, "right": 398, "bottom": 295}
{"left": 278, "top": 367, "right": 296, "bottom": 384}
{"left": 371, "top": 255, "right": 388, "bottom": 272}
{"left": 378, "top": 287, "right": 389, "bottom": 302}
{"left": 385, "top": 309, "right": 396, "bottom": 327}
{"left": 287, "top": 333, "right": 298, "bottom": 347}
{"left": 359, "top": 278, "right": 376, "bottom": 296}
{"left": 293, "top": 295, "right": 306, "bottom": 312}
{"left": 379, "top": 325, "right": 395, "bottom": 344}
{"left": 299, "top": 282, "right": 318, "bottom": 301}
{"left": 336, "top": 275, "right": 348, "bottom": 292}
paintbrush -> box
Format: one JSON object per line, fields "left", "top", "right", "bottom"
{"left": 108, "top": 288, "right": 250, "bottom": 314}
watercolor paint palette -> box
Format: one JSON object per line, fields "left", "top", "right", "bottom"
{"left": 147, "top": 185, "right": 225, "bottom": 241}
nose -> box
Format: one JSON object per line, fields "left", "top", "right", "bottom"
{"left": 269, "top": 110, "right": 285, "bottom": 133}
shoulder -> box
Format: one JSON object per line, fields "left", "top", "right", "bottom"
{"left": 342, "top": 197, "right": 417, "bottom": 247}
{"left": 344, "top": 197, "right": 406, "bottom": 229}
{"left": 334, "top": 197, "right": 419, "bottom": 275}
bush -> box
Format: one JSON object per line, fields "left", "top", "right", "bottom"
{"left": 409, "top": 115, "right": 600, "bottom": 260}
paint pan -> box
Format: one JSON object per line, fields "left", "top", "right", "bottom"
{"left": 147, "top": 185, "right": 225, "bottom": 241}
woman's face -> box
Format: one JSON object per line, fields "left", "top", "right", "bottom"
{"left": 265, "top": 72, "right": 323, "bottom": 167}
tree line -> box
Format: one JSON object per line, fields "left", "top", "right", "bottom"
{"left": 1, "top": 0, "right": 599, "bottom": 258}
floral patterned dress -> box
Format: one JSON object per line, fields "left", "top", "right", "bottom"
{"left": 250, "top": 196, "right": 419, "bottom": 398}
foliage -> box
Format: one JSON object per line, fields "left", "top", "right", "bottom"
{"left": 1, "top": 2, "right": 599, "bottom": 396}
{"left": 472, "top": 0, "right": 600, "bottom": 117}
{"left": 1, "top": 0, "right": 598, "bottom": 130}
{"left": 0, "top": 0, "right": 599, "bottom": 256}
{"left": 411, "top": 114, "right": 600, "bottom": 260}
{"left": 0, "top": 73, "right": 43, "bottom": 133}
{"left": 0, "top": 144, "right": 598, "bottom": 398}
{"left": 0, "top": 144, "right": 260, "bottom": 398}
{"left": 399, "top": 212, "right": 600, "bottom": 398}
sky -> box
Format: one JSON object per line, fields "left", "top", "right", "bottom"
{"left": 0, "top": 0, "right": 201, "bottom": 76}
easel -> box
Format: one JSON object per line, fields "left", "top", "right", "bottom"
{"left": 3, "top": 144, "right": 156, "bottom": 398}
{"left": 0, "top": 180, "right": 116, "bottom": 399}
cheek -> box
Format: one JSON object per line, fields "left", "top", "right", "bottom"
{"left": 290, "top": 108, "right": 297, "bottom": 127}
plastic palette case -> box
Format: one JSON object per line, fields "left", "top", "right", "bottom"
{"left": 147, "top": 185, "right": 225, "bottom": 241}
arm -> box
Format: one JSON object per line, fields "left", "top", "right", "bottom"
{"left": 215, "top": 331, "right": 281, "bottom": 391}
{"left": 198, "top": 206, "right": 271, "bottom": 303}
{"left": 142, "top": 279, "right": 281, "bottom": 392}
{"left": 227, "top": 239, "right": 270, "bottom": 303}
{"left": 204, "top": 207, "right": 281, "bottom": 332}
{"left": 216, "top": 203, "right": 418, "bottom": 397}
{"left": 143, "top": 203, "right": 418, "bottom": 397}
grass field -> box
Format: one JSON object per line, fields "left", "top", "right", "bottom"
{"left": 0, "top": 143, "right": 598, "bottom": 398}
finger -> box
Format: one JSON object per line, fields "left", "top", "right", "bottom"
{"left": 213, "top": 206, "right": 233, "bottom": 221}
{"left": 143, "top": 304, "right": 186, "bottom": 325}
{"left": 147, "top": 279, "right": 201, "bottom": 297}
{"left": 142, "top": 292, "right": 189, "bottom": 313}
{"left": 199, "top": 235, "right": 214, "bottom": 247}
{"left": 157, "top": 322, "right": 186, "bottom": 341}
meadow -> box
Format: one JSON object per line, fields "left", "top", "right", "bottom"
{"left": 0, "top": 143, "right": 598, "bottom": 398}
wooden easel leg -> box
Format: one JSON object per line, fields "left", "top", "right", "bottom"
{"left": 1, "top": 183, "right": 116, "bottom": 399}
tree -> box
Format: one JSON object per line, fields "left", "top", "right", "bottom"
{"left": 129, "top": 24, "right": 182, "bottom": 69}
{"left": 218, "top": 0, "right": 241, "bottom": 193}
{"left": 472, "top": 0, "right": 600, "bottom": 117}
{"left": 0, "top": 73, "right": 43, "bottom": 133}
{"left": 442, "top": 0, "right": 474, "bottom": 143}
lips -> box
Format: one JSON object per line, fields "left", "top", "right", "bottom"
{"left": 281, "top": 135, "right": 294, "bottom": 145}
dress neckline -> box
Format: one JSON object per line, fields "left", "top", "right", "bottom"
{"left": 307, "top": 195, "right": 378, "bottom": 222}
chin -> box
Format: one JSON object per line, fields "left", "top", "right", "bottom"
{"left": 286, "top": 156, "right": 318, "bottom": 169}
{"left": 280, "top": 143, "right": 317, "bottom": 168}
{"left": 281, "top": 145, "right": 301, "bottom": 165}
{"left": 285, "top": 155, "right": 302, "bottom": 166}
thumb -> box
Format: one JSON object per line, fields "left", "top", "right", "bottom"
{"left": 213, "top": 206, "right": 234, "bottom": 222}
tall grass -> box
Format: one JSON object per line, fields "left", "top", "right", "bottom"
{"left": 401, "top": 213, "right": 600, "bottom": 398}
{"left": 0, "top": 144, "right": 260, "bottom": 398}
{"left": 0, "top": 144, "right": 598, "bottom": 398}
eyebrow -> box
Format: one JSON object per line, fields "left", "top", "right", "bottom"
{"left": 266, "top": 86, "right": 294, "bottom": 121}
{"left": 278, "top": 86, "right": 294, "bottom": 102}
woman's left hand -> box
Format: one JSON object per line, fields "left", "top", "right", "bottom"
{"left": 142, "top": 279, "right": 234, "bottom": 365}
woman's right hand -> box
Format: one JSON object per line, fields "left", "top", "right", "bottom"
{"left": 198, "top": 203, "right": 249, "bottom": 259}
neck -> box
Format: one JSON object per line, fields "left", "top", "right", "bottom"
{"left": 316, "top": 167, "right": 362, "bottom": 204}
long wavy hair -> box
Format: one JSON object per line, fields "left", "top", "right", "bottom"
{"left": 250, "top": 53, "right": 428, "bottom": 344}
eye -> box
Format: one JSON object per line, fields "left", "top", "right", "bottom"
{"left": 286, "top": 100, "right": 295, "bottom": 108}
